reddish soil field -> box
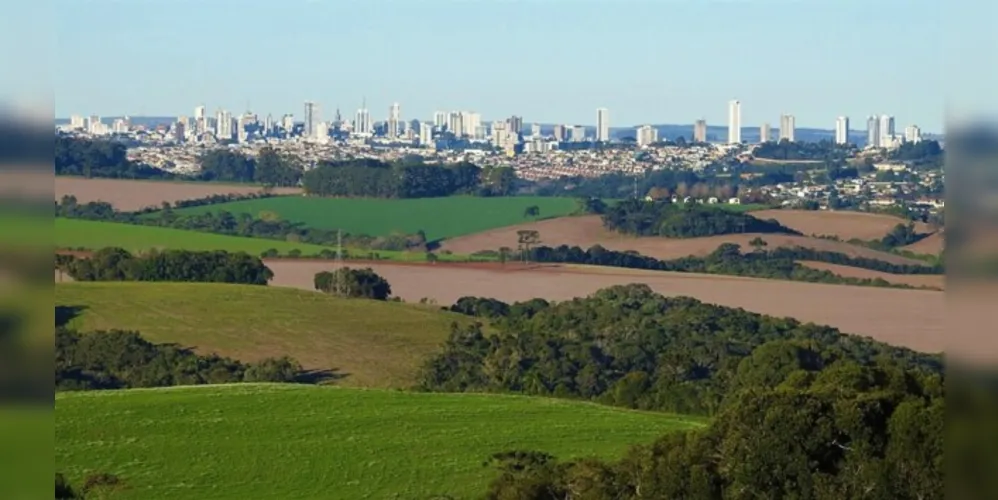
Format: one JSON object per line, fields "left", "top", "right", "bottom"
{"left": 901, "top": 231, "right": 944, "bottom": 255}
{"left": 440, "top": 215, "right": 925, "bottom": 266}
{"left": 55, "top": 177, "right": 302, "bottom": 211}
{"left": 799, "top": 261, "right": 944, "bottom": 289}
{"left": 264, "top": 260, "right": 944, "bottom": 353}
{"left": 753, "top": 209, "right": 930, "bottom": 240}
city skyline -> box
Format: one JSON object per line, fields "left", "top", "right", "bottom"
{"left": 52, "top": 0, "right": 946, "bottom": 131}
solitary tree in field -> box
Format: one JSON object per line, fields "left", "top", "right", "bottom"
{"left": 498, "top": 246, "right": 512, "bottom": 266}
{"left": 523, "top": 205, "right": 540, "bottom": 219}
{"left": 516, "top": 230, "right": 541, "bottom": 264}
{"left": 749, "top": 236, "right": 768, "bottom": 252}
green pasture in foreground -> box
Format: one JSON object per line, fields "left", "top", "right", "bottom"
{"left": 166, "top": 195, "right": 581, "bottom": 241}
{"left": 56, "top": 282, "right": 473, "bottom": 388}
{"left": 54, "top": 218, "right": 473, "bottom": 261}
{"left": 56, "top": 384, "right": 704, "bottom": 499}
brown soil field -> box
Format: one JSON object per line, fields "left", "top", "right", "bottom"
{"left": 439, "top": 215, "right": 925, "bottom": 266}
{"left": 900, "top": 231, "right": 944, "bottom": 255}
{"left": 55, "top": 177, "right": 303, "bottom": 211}
{"left": 264, "top": 260, "right": 944, "bottom": 354}
{"left": 799, "top": 261, "right": 944, "bottom": 289}
{"left": 753, "top": 210, "right": 931, "bottom": 241}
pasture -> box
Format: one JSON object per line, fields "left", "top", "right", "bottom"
{"left": 56, "top": 384, "right": 704, "bottom": 499}
{"left": 56, "top": 282, "right": 473, "bottom": 388}
{"left": 166, "top": 195, "right": 581, "bottom": 241}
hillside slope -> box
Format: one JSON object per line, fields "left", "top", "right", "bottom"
{"left": 56, "top": 384, "right": 704, "bottom": 499}
{"left": 56, "top": 282, "right": 475, "bottom": 388}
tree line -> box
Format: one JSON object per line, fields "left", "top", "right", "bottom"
{"left": 55, "top": 247, "right": 273, "bottom": 285}
{"left": 198, "top": 148, "right": 303, "bottom": 186}
{"left": 301, "top": 158, "right": 517, "bottom": 198}
{"left": 56, "top": 135, "right": 176, "bottom": 179}
{"left": 505, "top": 242, "right": 940, "bottom": 288}
{"left": 752, "top": 139, "right": 855, "bottom": 161}
{"left": 424, "top": 284, "right": 941, "bottom": 415}
{"left": 602, "top": 199, "right": 799, "bottom": 238}
{"left": 57, "top": 327, "right": 303, "bottom": 390}
{"left": 56, "top": 195, "right": 429, "bottom": 253}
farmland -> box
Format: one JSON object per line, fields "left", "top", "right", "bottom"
{"left": 55, "top": 177, "right": 302, "bottom": 211}
{"left": 166, "top": 195, "right": 581, "bottom": 241}
{"left": 56, "top": 384, "right": 704, "bottom": 499}
{"left": 56, "top": 281, "right": 473, "bottom": 388}
{"left": 752, "top": 209, "right": 931, "bottom": 241}
{"left": 265, "top": 260, "right": 944, "bottom": 353}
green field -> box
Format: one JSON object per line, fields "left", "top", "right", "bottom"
{"left": 54, "top": 218, "right": 469, "bottom": 261}
{"left": 167, "top": 195, "right": 581, "bottom": 241}
{"left": 57, "top": 282, "right": 473, "bottom": 388}
{"left": 57, "top": 384, "right": 704, "bottom": 499}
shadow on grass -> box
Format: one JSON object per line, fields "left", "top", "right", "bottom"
{"left": 55, "top": 305, "right": 88, "bottom": 328}
{"left": 297, "top": 368, "right": 349, "bottom": 385}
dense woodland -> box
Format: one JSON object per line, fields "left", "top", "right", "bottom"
{"left": 602, "top": 200, "right": 798, "bottom": 238}
{"left": 56, "top": 247, "right": 273, "bottom": 285}
{"left": 55, "top": 136, "right": 177, "bottom": 179}
{"left": 198, "top": 148, "right": 303, "bottom": 186}
{"left": 313, "top": 268, "right": 393, "bottom": 300}
{"left": 56, "top": 196, "right": 429, "bottom": 252}
{"left": 426, "top": 284, "right": 941, "bottom": 414}
{"left": 513, "top": 243, "right": 941, "bottom": 287}
{"left": 301, "top": 158, "right": 517, "bottom": 198}
{"left": 56, "top": 327, "right": 303, "bottom": 390}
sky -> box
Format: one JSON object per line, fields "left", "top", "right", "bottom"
{"left": 33, "top": 0, "right": 995, "bottom": 132}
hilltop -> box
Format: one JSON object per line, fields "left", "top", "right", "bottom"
{"left": 55, "top": 281, "right": 476, "bottom": 388}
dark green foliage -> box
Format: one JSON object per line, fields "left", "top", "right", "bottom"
{"left": 449, "top": 297, "right": 510, "bottom": 319}
{"left": 55, "top": 136, "right": 176, "bottom": 179}
{"left": 55, "top": 328, "right": 302, "bottom": 390}
{"left": 197, "top": 149, "right": 256, "bottom": 183}
{"left": 55, "top": 473, "right": 81, "bottom": 499}
{"left": 483, "top": 362, "right": 943, "bottom": 499}
{"left": 301, "top": 159, "right": 496, "bottom": 198}
{"left": 518, "top": 243, "right": 940, "bottom": 288}
{"left": 55, "top": 195, "right": 428, "bottom": 252}
{"left": 422, "top": 284, "right": 941, "bottom": 415}
{"left": 753, "top": 139, "right": 855, "bottom": 161}
{"left": 58, "top": 247, "right": 273, "bottom": 285}
{"left": 602, "top": 199, "right": 797, "bottom": 238}
{"left": 880, "top": 222, "right": 928, "bottom": 248}
{"left": 253, "top": 147, "right": 304, "bottom": 186}
{"left": 890, "top": 139, "right": 943, "bottom": 169}
{"left": 313, "top": 267, "right": 392, "bottom": 300}
{"left": 576, "top": 197, "right": 608, "bottom": 215}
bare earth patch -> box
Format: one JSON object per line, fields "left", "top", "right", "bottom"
{"left": 265, "top": 260, "right": 943, "bottom": 354}
{"left": 798, "top": 261, "right": 944, "bottom": 289}
{"left": 753, "top": 209, "right": 931, "bottom": 241}
{"left": 55, "top": 177, "right": 303, "bottom": 211}
{"left": 440, "top": 215, "right": 925, "bottom": 265}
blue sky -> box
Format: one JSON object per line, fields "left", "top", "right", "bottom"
{"left": 45, "top": 0, "right": 988, "bottom": 132}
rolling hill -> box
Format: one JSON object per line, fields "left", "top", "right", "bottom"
{"left": 55, "top": 281, "right": 476, "bottom": 388}
{"left": 56, "top": 384, "right": 705, "bottom": 499}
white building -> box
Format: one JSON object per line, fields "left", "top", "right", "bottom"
{"left": 904, "top": 125, "right": 922, "bottom": 144}
{"left": 419, "top": 122, "right": 434, "bottom": 147}
{"left": 303, "top": 101, "right": 318, "bottom": 138}
{"left": 635, "top": 125, "right": 658, "bottom": 147}
{"left": 215, "top": 110, "right": 233, "bottom": 140}
{"left": 387, "top": 102, "right": 400, "bottom": 139}
{"left": 596, "top": 107, "right": 609, "bottom": 142}
{"left": 879, "top": 114, "right": 896, "bottom": 147}
{"left": 530, "top": 123, "right": 541, "bottom": 138}
{"left": 866, "top": 115, "right": 880, "bottom": 148}
{"left": 835, "top": 116, "right": 850, "bottom": 145}
{"left": 281, "top": 114, "right": 294, "bottom": 133}
{"left": 694, "top": 119, "right": 707, "bottom": 143}
{"left": 727, "top": 100, "right": 741, "bottom": 144}
{"left": 433, "top": 111, "right": 447, "bottom": 129}
{"left": 570, "top": 125, "right": 586, "bottom": 142}
{"left": 779, "top": 114, "right": 796, "bottom": 142}
{"left": 69, "top": 115, "right": 86, "bottom": 130}
{"left": 759, "top": 122, "right": 771, "bottom": 143}
{"left": 354, "top": 107, "right": 372, "bottom": 136}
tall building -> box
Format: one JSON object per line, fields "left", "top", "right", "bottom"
{"left": 760, "top": 123, "right": 771, "bottom": 143}
{"left": 635, "top": 125, "right": 658, "bottom": 147}
{"left": 194, "top": 105, "right": 207, "bottom": 134}
{"left": 552, "top": 124, "right": 565, "bottom": 142}
{"left": 878, "top": 114, "right": 895, "bottom": 147}
{"left": 727, "top": 100, "right": 741, "bottom": 144}
{"left": 507, "top": 115, "right": 523, "bottom": 136}
{"left": 215, "top": 110, "right": 233, "bottom": 140}
{"left": 835, "top": 116, "right": 850, "bottom": 145}
{"left": 354, "top": 107, "right": 372, "bottom": 135}
{"left": 87, "top": 115, "right": 101, "bottom": 134}
{"left": 778, "top": 114, "right": 796, "bottom": 142}
{"left": 173, "top": 119, "right": 185, "bottom": 143}
{"left": 904, "top": 125, "right": 922, "bottom": 144}
{"left": 433, "top": 111, "right": 447, "bottom": 129}
{"left": 387, "top": 102, "right": 400, "bottom": 139}
{"left": 464, "top": 112, "right": 482, "bottom": 138}
{"left": 281, "top": 114, "right": 294, "bottom": 133}
{"left": 419, "top": 122, "right": 434, "bottom": 147}
{"left": 693, "top": 119, "right": 708, "bottom": 143}
{"left": 530, "top": 123, "right": 541, "bottom": 138}
{"left": 303, "top": 101, "right": 317, "bottom": 138}
{"left": 596, "top": 108, "right": 610, "bottom": 142}
{"left": 69, "top": 115, "right": 86, "bottom": 130}
{"left": 570, "top": 125, "right": 586, "bottom": 142}
{"left": 866, "top": 116, "right": 880, "bottom": 148}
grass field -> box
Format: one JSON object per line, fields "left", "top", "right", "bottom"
{"left": 56, "top": 384, "right": 705, "bottom": 499}
{"left": 166, "top": 195, "right": 581, "bottom": 241}
{"left": 56, "top": 282, "right": 474, "bottom": 388}
{"left": 54, "top": 218, "right": 473, "bottom": 262}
